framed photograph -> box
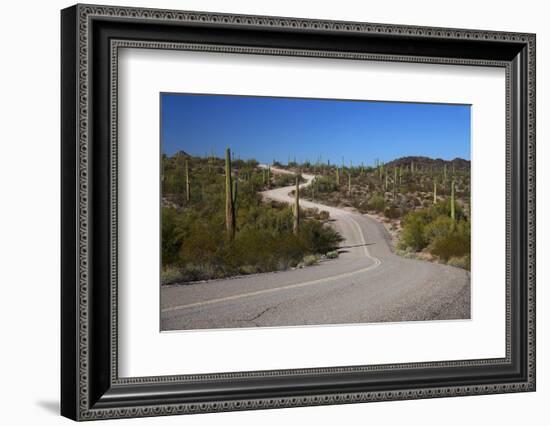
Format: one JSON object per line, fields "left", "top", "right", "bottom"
{"left": 61, "top": 4, "right": 536, "bottom": 421}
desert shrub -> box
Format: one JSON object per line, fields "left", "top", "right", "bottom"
{"left": 411, "top": 197, "right": 421, "bottom": 207}
{"left": 423, "top": 215, "right": 454, "bottom": 241}
{"left": 447, "top": 255, "right": 471, "bottom": 270}
{"left": 399, "top": 212, "right": 428, "bottom": 251}
{"left": 318, "top": 210, "right": 330, "bottom": 221}
{"left": 298, "top": 219, "right": 343, "bottom": 255}
{"left": 429, "top": 221, "right": 470, "bottom": 262}
{"left": 326, "top": 250, "right": 339, "bottom": 259}
{"left": 273, "top": 173, "right": 302, "bottom": 188}
{"left": 301, "top": 254, "right": 320, "bottom": 267}
{"left": 312, "top": 175, "right": 337, "bottom": 193}
{"left": 306, "top": 207, "right": 319, "bottom": 217}
{"left": 352, "top": 199, "right": 370, "bottom": 214}
{"left": 431, "top": 199, "right": 464, "bottom": 221}
{"left": 179, "top": 221, "right": 222, "bottom": 268}
{"left": 161, "top": 208, "right": 180, "bottom": 266}
{"left": 399, "top": 202, "right": 470, "bottom": 261}
{"left": 368, "top": 194, "right": 385, "bottom": 212}
{"left": 430, "top": 232, "right": 470, "bottom": 262}
{"left": 161, "top": 265, "right": 185, "bottom": 285}
{"left": 384, "top": 205, "right": 402, "bottom": 219}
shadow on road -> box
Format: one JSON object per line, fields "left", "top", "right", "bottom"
{"left": 338, "top": 242, "right": 376, "bottom": 250}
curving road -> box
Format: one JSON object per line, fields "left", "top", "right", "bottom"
{"left": 161, "top": 166, "right": 470, "bottom": 331}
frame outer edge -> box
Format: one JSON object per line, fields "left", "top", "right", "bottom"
{"left": 61, "top": 4, "right": 80, "bottom": 421}
{"left": 67, "top": 4, "right": 536, "bottom": 420}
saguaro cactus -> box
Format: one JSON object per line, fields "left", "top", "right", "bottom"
{"left": 185, "top": 159, "right": 190, "bottom": 202}
{"left": 433, "top": 178, "right": 437, "bottom": 204}
{"left": 385, "top": 170, "right": 388, "bottom": 192}
{"left": 348, "top": 173, "right": 352, "bottom": 197}
{"left": 450, "top": 179, "right": 456, "bottom": 221}
{"left": 293, "top": 175, "right": 300, "bottom": 235}
{"left": 335, "top": 167, "right": 340, "bottom": 187}
{"left": 225, "top": 148, "right": 235, "bottom": 240}
{"left": 267, "top": 166, "right": 271, "bottom": 188}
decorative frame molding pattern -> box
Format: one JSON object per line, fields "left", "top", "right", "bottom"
{"left": 61, "top": 4, "right": 536, "bottom": 421}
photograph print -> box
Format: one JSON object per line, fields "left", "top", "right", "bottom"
{"left": 160, "top": 93, "right": 471, "bottom": 331}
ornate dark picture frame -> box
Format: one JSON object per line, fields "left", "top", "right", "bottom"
{"left": 61, "top": 4, "right": 536, "bottom": 421}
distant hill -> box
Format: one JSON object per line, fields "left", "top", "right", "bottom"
{"left": 171, "top": 150, "right": 191, "bottom": 158}
{"left": 385, "top": 156, "right": 470, "bottom": 171}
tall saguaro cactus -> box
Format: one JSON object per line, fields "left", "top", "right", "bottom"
{"left": 335, "top": 167, "right": 340, "bottom": 187}
{"left": 185, "top": 159, "right": 190, "bottom": 202}
{"left": 348, "top": 173, "right": 352, "bottom": 197}
{"left": 450, "top": 179, "right": 456, "bottom": 221}
{"left": 433, "top": 178, "right": 437, "bottom": 204}
{"left": 293, "top": 175, "right": 300, "bottom": 235}
{"left": 225, "top": 148, "right": 235, "bottom": 240}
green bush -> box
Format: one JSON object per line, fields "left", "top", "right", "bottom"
{"left": 423, "top": 215, "right": 454, "bottom": 241}
{"left": 311, "top": 175, "right": 337, "bottom": 193}
{"left": 273, "top": 173, "right": 302, "bottom": 188}
{"left": 384, "top": 205, "right": 402, "bottom": 219}
{"left": 428, "top": 220, "right": 470, "bottom": 262}
{"left": 318, "top": 210, "right": 330, "bottom": 221}
{"left": 447, "top": 255, "right": 471, "bottom": 270}
{"left": 326, "top": 250, "right": 339, "bottom": 259}
{"left": 368, "top": 194, "right": 385, "bottom": 212}
{"left": 398, "top": 206, "right": 470, "bottom": 262}
{"left": 161, "top": 265, "right": 185, "bottom": 285}
{"left": 399, "top": 212, "right": 428, "bottom": 251}
{"left": 301, "top": 254, "right": 320, "bottom": 267}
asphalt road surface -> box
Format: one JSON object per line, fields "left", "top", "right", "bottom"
{"left": 161, "top": 166, "right": 470, "bottom": 331}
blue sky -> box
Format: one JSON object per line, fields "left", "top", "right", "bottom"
{"left": 161, "top": 93, "right": 471, "bottom": 165}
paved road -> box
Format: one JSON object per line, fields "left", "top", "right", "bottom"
{"left": 161, "top": 166, "right": 470, "bottom": 331}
